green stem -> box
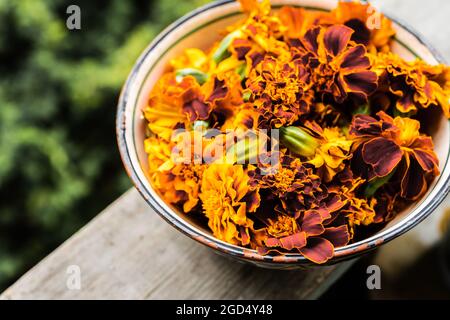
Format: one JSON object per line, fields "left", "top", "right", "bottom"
{"left": 175, "top": 68, "right": 209, "bottom": 85}
{"left": 364, "top": 169, "right": 396, "bottom": 198}
{"left": 212, "top": 29, "right": 243, "bottom": 64}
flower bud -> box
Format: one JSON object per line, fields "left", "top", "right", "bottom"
{"left": 280, "top": 126, "right": 319, "bottom": 157}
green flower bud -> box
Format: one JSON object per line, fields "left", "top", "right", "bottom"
{"left": 280, "top": 126, "right": 319, "bottom": 157}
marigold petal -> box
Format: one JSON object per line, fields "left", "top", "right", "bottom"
{"left": 400, "top": 156, "right": 428, "bottom": 200}
{"left": 362, "top": 137, "right": 403, "bottom": 177}
{"left": 301, "top": 211, "right": 325, "bottom": 236}
{"left": 323, "top": 25, "right": 353, "bottom": 57}
{"left": 300, "top": 237, "right": 334, "bottom": 264}
{"left": 340, "top": 45, "right": 370, "bottom": 70}
{"left": 322, "top": 226, "right": 350, "bottom": 247}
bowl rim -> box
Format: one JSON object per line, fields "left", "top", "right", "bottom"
{"left": 117, "top": 0, "right": 450, "bottom": 265}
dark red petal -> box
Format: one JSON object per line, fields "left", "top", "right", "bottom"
{"left": 343, "top": 71, "right": 378, "bottom": 96}
{"left": 400, "top": 157, "right": 428, "bottom": 200}
{"left": 302, "top": 26, "right": 321, "bottom": 53}
{"left": 322, "top": 226, "right": 350, "bottom": 247}
{"left": 341, "top": 45, "right": 370, "bottom": 70}
{"left": 412, "top": 149, "right": 438, "bottom": 173}
{"left": 301, "top": 211, "right": 325, "bottom": 236}
{"left": 249, "top": 52, "right": 264, "bottom": 68}
{"left": 345, "top": 19, "right": 370, "bottom": 46}
{"left": 265, "top": 232, "right": 307, "bottom": 251}
{"left": 239, "top": 227, "right": 250, "bottom": 246}
{"left": 183, "top": 99, "right": 211, "bottom": 121}
{"left": 300, "top": 237, "right": 334, "bottom": 264}
{"left": 349, "top": 114, "right": 381, "bottom": 136}
{"left": 324, "top": 25, "right": 354, "bottom": 57}
{"left": 362, "top": 137, "right": 403, "bottom": 177}
{"left": 324, "top": 195, "right": 346, "bottom": 213}
{"left": 279, "top": 232, "right": 307, "bottom": 250}
{"left": 244, "top": 190, "right": 261, "bottom": 212}
{"left": 208, "top": 78, "right": 228, "bottom": 102}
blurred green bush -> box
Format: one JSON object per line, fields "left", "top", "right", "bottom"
{"left": 0, "top": 0, "right": 209, "bottom": 290}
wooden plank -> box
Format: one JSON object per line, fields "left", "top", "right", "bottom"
{"left": 0, "top": 189, "right": 353, "bottom": 300}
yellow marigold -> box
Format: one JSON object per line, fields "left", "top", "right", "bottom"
{"left": 144, "top": 136, "right": 173, "bottom": 176}
{"left": 280, "top": 122, "right": 353, "bottom": 182}
{"left": 331, "top": 173, "right": 376, "bottom": 238}
{"left": 199, "top": 164, "right": 260, "bottom": 246}
{"left": 306, "top": 123, "right": 353, "bottom": 182}
{"left": 143, "top": 73, "right": 191, "bottom": 141}
{"left": 145, "top": 133, "right": 205, "bottom": 213}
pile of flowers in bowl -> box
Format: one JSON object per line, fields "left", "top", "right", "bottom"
{"left": 141, "top": 0, "right": 450, "bottom": 263}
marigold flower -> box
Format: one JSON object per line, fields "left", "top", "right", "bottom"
{"left": 199, "top": 164, "right": 260, "bottom": 246}
{"left": 280, "top": 122, "right": 353, "bottom": 182}
{"left": 145, "top": 135, "right": 204, "bottom": 213}
{"left": 277, "top": 6, "right": 320, "bottom": 40}
{"left": 295, "top": 24, "right": 378, "bottom": 104}
{"left": 330, "top": 169, "right": 376, "bottom": 237}
{"left": 144, "top": 74, "right": 191, "bottom": 140}
{"left": 246, "top": 53, "right": 314, "bottom": 127}
{"left": 308, "top": 125, "right": 353, "bottom": 182}
{"left": 371, "top": 52, "right": 450, "bottom": 117}
{"left": 257, "top": 208, "right": 350, "bottom": 263}
{"left": 249, "top": 156, "right": 321, "bottom": 208}
{"left": 350, "top": 111, "right": 439, "bottom": 200}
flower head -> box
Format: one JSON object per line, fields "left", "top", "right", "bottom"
{"left": 246, "top": 53, "right": 314, "bottom": 127}
{"left": 200, "top": 164, "right": 260, "bottom": 246}
{"left": 350, "top": 111, "right": 439, "bottom": 200}
{"left": 330, "top": 169, "right": 376, "bottom": 237}
{"left": 257, "top": 208, "right": 350, "bottom": 263}
{"left": 280, "top": 122, "right": 353, "bottom": 182}
{"left": 304, "top": 122, "right": 353, "bottom": 182}
{"left": 372, "top": 52, "right": 450, "bottom": 117}
{"left": 145, "top": 135, "right": 205, "bottom": 213}
{"left": 295, "top": 24, "right": 378, "bottom": 104}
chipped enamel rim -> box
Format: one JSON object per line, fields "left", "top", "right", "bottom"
{"left": 117, "top": 0, "right": 450, "bottom": 266}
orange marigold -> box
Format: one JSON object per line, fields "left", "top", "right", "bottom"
{"left": 199, "top": 164, "right": 260, "bottom": 246}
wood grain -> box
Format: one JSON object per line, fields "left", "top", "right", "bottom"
{"left": 0, "top": 189, "right": 352, "bottom": 300}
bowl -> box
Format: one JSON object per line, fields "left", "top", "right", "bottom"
{"left": 116, "top": 0, "right": 450, "bottom": 269}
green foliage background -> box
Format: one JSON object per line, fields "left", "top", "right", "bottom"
{"left": 0, "top": 0, "right": 209, "bottom": 290}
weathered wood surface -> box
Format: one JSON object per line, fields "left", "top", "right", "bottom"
{"left": 0, "top": 189, "right": 353, "bottom": 300}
